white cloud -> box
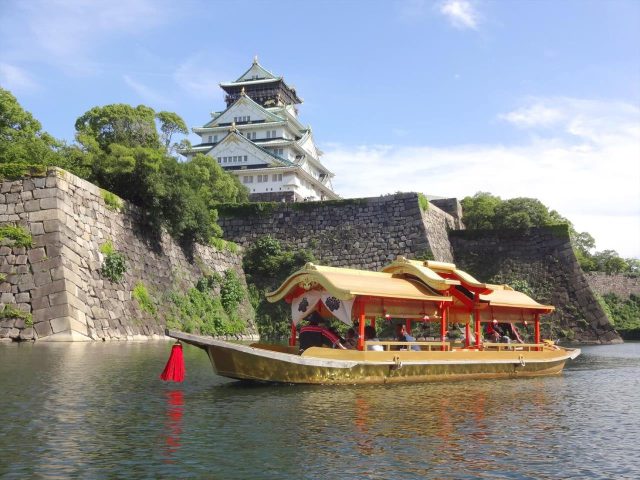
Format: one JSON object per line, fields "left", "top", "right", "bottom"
{"left": 439, "top": 0, "right": 479, "bottom": 30}
{"left": 0, "top": 63, "right": 39, "bottom": 92}
{"left": 323, "top": 97, "right": 640, "bottom": 258}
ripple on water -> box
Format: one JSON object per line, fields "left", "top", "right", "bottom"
{"left": 1, "top": 341, "right": 639, "bottom": 479}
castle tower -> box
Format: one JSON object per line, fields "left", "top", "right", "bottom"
{"left": 181, "top": 58, "right": 338, "bottom": 202}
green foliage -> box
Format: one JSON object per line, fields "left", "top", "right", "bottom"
{"left": 0, "top": 163, "right": 49, "bottom": 180}
{"left": 417, "top": 193, "right": 429, "bottom": 212}
{"left": 217, "top": 202, "right": 279, "bottom": 217}
{"left": 210, "top": 237, "right": 239, "bottom": 253}
{"left": 243, "top": 236, "right": 315, "bottom": 339}
{"left": 167, "top": 279, "right": 244, "bottom": 336}
{"left": 460, "top": 192, "right": 503, "bottom": 229}
{"left": 599, "top": 293, "right": 640, "bottom": 338}
{"left": 0, "top": 225, "right": 32, "bottom": 248}
{"left": 100, "top": 241, "right": 126, "bottom": 283}
{"left": 0, "top": 304, "right": 32, "bottom": 324}
{"left": 0, "top": 88, "right": 64, "bottom": 166}
{"left": 100, "top": 188, "right": 123, "bottom": 212}
{"left": 132, "top": 281, "right": 156, "bottom": 314}
{"left": 220, "top": 270, "right": 244, "bottom": 314}
{"left": 0, "top": 273, "right": 6, "bottom": 282}
{"left": 156, "top": 111, "right": 188, "bottom": 154}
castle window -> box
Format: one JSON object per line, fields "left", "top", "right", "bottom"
{"left": 243, "top": 176, "right": 253, "bottom": 184}
{"left": 271, "top": 130, "right": 277, "bottom": 138}
{"left": 207, "top": 135, "right": 212, "bottom": 142}
{"left": 244, "top": 155, "right": 248, "bottom": 162}
{"left": 213, "top": 135, "right": 218, "bottom": 142}
{"left": 272, "top": 174, "right": 282, "bottom": 182}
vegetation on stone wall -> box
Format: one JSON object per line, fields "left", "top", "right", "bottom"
{"left": 166, "top": 270, "right": 246, "bottom": 336}
{"left": 417, "top": 193, "right": 430, "bottom": 212}
{"left": 132, "top": 281, "right": 156, "bottom": 315}
{"left": 1, "top": 89, "right": 248, "bottom": 248}
{"left": 243, "top": 236, "right": 315, "bottom": 339}
{"left": 598, "top": 293, "right": 640, "bottom": 339}
{"left": 461, "top": 191, "right": 638, "bottom": 274}
{"left": 0, "top": 225, "right": 32, "bottom": 248}
{"left": 0, "top": 304, "right": 32, "bottom": 325}
{"left": 99, "top": 241, "right": 127, "bottom": 283}
{"left": 100, "top": 188, "right": 123, "bottom": 212}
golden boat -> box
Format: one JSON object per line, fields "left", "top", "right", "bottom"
{"left": 168, "top": 258, "right": 580, "bottom": 384}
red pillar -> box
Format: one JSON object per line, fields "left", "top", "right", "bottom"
{"left": 534, "top": 313, "right": 540, "bottom": 347}
{"left": 370, "top": 317, "right": 376, "bottom": 329}
{"left": 474, "top": 293, "right": 481, "bottom": 350}
{"left": 440, "top": 304, "right": 448, "bottom": 351}
{"left": 465, "top": 322, "right": 470, "bottom": 348}
{"left": 405, "top": 318, "right": 412, "bottom": 334}
{"left": 358, "top": 301, "right": 366, "bottom": 351}
{"left": 289, "top": 322, "right": 297, "bottom": 347}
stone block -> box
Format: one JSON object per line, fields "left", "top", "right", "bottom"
{"left": 15, "top": 292, "right": 29, "bottom": 303}
{"left": 0, "top": 292, "right": 15, "bottom": 303}
{"left": 50, "top": 316, "right": 70, "bottom": 334}
{"left": 33, "top": 320, "right": 53, "bottom": 337}
{"left": 43, "top": 219, "right": 62, "bottom": 233}
{"left": 33, "top": 231, "right": 62, "bottom": 249}
{"left": 34, "top": 187, "right": 57, "bottom": 199}
{"left": 15, "top": 255, "right": 28, "bottom": 265}
{"left": 30, "top": 222, "right": 45, "bottom": 235}
{"left": 69, "top": 317, "right": 88, "bottom": 336}
{"left": 33, "top": 271, "right": 52, "bottom": 287}
{"left": 24, "top": 199, "right": 40, "bottom": 212}
{"left": 28, "top": 208, "right": 64, "bottom": 223}
{"left": 33, "top": 304, "right": 70, "bottom": 324}
{"left": 48, "top": 291, "right": 68, "bottom": 306}
{"left": 39, "top": 197, "right": 58, "bottom": 210}
{"left": 0, "top": 318, "right": 15, "bottom": 328}
{"left": 32, "top": 279, "right": 66, "bottom": 299}
{"left": 27, "top": 247, "right": 47, "bottom": 264}
{"left": 31, "top": 295, "right": 50, "bottom": 310}
{"left": 17, "top": 276, "right": 35, "bottom": 292}
{"left": 20, "top": 327, "right": 35, "bottom": 340}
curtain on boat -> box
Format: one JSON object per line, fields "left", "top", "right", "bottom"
{"left": 291, "top": 291, "right": 355, "bottom": 325}
{"left": 320, "top": 293, "right": 355, "bottom": 326}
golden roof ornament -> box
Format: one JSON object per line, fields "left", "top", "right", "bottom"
{"left": 229, "top": 121, "right": 238, "bottom": 133}
{"left": 241, "top": 86, "right": 246, "bottom": 95}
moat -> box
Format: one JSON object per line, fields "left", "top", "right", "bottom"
{"left": 0, "top": 341, "right": 638, "bottom": 478}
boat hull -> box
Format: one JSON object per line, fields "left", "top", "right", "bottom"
{"left": 168, "top": 330, "right": 580, "bottom": 385}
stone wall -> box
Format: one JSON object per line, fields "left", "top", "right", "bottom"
{"left": 0, "top": 169, "right": 255, "bottom": 342}
{"left": 585, "top": 272, "right": 640, "bottom": 299}
{"left": 449, "top": 226, "right": 621, "bottom": 344}
{"left": 218, "top": 193, "right": 457, "bottom": 270}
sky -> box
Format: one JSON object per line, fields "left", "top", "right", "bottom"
{"left": 1, "top": 0, "right": 639, "bottom": 258}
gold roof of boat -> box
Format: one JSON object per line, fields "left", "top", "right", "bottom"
{"left": 383, "top": 256, "right": 554, "bottom": 313}
{"left": 380, "top": 257, "right": 459, "bottom": 291}
{"left": 266, "top": 263, "right": 452, "bottom": 303}
{"left": 480, "top": 288, "right": 555, "bottom": 312}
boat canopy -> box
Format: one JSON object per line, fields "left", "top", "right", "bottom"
{"left": 266, "top": 263, "right": 452, "bottom": 325}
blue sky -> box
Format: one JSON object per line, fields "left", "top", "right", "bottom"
{"left": 1, "top": 0, "right": 639, "bottom": 257}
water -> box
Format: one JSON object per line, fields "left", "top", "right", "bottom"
{"left": 0, "top": 341, "right": 639, "bottom": 479}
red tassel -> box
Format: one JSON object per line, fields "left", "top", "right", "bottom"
{"left": 160, "top": 343, "right": 185, "bottom": 382}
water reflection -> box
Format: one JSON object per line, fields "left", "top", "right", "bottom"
{"left": 163, "top": 390, "right": 184, "bottom": 463}
{"left": 0, "top": 342, "right": 639, "bottom": 479}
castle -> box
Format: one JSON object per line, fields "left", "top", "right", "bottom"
{"left": 181, "top": 58, "right": 338, "bottom": 202}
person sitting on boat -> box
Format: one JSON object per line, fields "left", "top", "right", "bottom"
{"left": 396, "top": 324, "right": 421, "bottom": 351}
{"left": 364, "top": 325, "right": 384, "bottom": 351}
{"left": 486, "top": 320, "right": 510, "bottom": 343}
{"left": 500, "top": 322, "right": 524, "bottom": 343}
{"left": 344, "top": 328, "right": 359, "bottom": 349}
{"left": 298, "top": 312, "right": 346, "bottom": 352}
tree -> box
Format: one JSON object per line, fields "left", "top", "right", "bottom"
{"left": 0, "top": 87, "right": 62, "bottom": 165}
{"left": 493, "top": 197, "right": 554, "bottom": 229}
{"left": 156, "top": 111, "right": 188, "bottom": 154}
{"left": 460, "top": 192, "right": 502, "bottom": 229}
{"left": 592, "top": 250, "right": 629, "bottom": 274}
{"left": 75, "top": 104, "right": 160, "bottom": 152}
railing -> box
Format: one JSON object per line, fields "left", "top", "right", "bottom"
{"left": 481, "top": 343, "right": 545, "bottom": 352}
{"left": 365, "top": 341, "right": 451, "bottom": 351}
